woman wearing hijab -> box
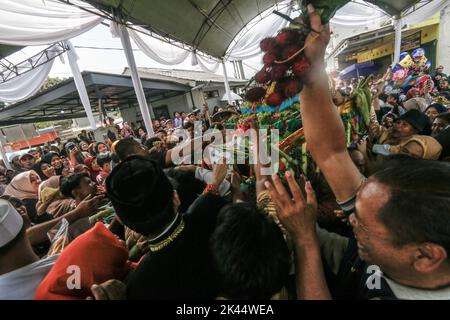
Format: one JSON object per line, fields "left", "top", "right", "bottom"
{"left": 41, "top": 152, "right": 63, "bottom": 176}
{"left": 33, "top": 161, "right": 56, "bottom": 181}
{"left": 424, "top": 103, "right": 448, "bottom": 122}
{"left": 36, "top": 176, "right": 76, "bottom": 218}
{"left": 84, "top": 157, "right": 101, "bottom": 182}
{"left": 79, "top": 141, "right": 91, "bottom": 158}
{"left": 95, "top": 142, "right": 109, "bottom": 155}
{"left": 3, "top": 170, "right": 51, "bottom": 223}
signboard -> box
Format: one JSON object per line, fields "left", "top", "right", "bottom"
{"left": 401, "top": 31, "right": 422, "bottom": 52}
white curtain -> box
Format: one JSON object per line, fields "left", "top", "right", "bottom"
{"left": 0, "top": 44, "right": 64, "bottom": 103}
{"left": 65, "top": 41, "right": 97, "bottom": 130}
{"left": 127, "top": 26, "right": 191, "bottom": 65}
{"left": 330, "top": 0, "right": 448, "bottom": 31}
{"left": 226, "top": 4, "right": 292, "bottom": 61}
{"left": 196, "top": 54, "right": 220, "bottom": 73}
{"left": 114, "top": 24, "right": 221, "bottom": 74}
{"left": 402, "top": 0, "right": 449, "bottom": 25}
{"left": 0, "top": 0, "right": 102, "bottom": 46}
{"left": 331, "top": 0, "right": 388, "bottom": 29}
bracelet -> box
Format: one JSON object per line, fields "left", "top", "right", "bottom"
{"left": 203, "top": 183, "right": 219, "bottom": 196}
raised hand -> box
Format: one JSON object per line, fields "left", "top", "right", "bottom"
{"left": 77, "top": 194, "right": 107, "bottom": 218}
{"left": 212, "top": 163, "right": 228, "bottom": 186}
{"left": 303, "top": 4, "right": 331, "bottom": 68}
{"left": 86, "top": 280, "right": 126, "bottom": 300}
{"left": 264, "top": 172, "right": 318, "bottom": 241}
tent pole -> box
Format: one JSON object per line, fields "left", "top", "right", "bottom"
{"left": 222, "top": 60, "right": 233, "bottom": 105}
{"left": 65, "top": 41, "right": 97, "bottom": 130}
{"left": 393, "top": 18, "right": 403, "bottom": 66}
{"left": 0, "top": 132, "right": 11, "bottom": 169}
{"left": 117, "top": 22, "right": 155, "bottom": 137}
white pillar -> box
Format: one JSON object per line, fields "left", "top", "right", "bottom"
{"left": 393, "top": 18, "right": 403, "bottom": 66}
{"left": 222, "top": 61, "right": 233, "bottom": 104}
{"left": 438, "top": 4, "right": 450, "bottom": 69}
{"left": 117, "top": 23, "right": 154, "bottom": 137}
{"left": 65, "top": 41, "right": 97, "bottom": 130}
{"left": 0, "top": 133, "right": 11, "bottom": 169}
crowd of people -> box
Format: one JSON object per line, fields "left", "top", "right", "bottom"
{"left": 0, "top": 4, "right": 450, "bottom": 301}
{"left": 332, "top": 63, "right": 450, "bottom": 164}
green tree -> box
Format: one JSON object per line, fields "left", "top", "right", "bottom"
{"left": 39, "top": 77, "right": 65, "bottom": 93}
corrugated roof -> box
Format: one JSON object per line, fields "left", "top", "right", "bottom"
{"left": 122, "top": 67, "right": 247, "bottom": 86}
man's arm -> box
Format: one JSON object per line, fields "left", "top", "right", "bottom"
{"left": 300, "top": 5, "right": 362, "bottom": 202}
{"left": 265, "top": 172, "right": 331, "bottom": 300}
{"left": 165, "top": 135, "right": 207, "bottom": 166}
{"left": 26, "top": 194, "right": 105, "bottom": 245}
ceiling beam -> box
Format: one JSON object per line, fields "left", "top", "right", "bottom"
{"left": 0, "top": 113, "right": 88, "bottom": 126}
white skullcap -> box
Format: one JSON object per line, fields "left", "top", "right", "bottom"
{"left": 0, "top": 199, "right": 24, "bottom": 247}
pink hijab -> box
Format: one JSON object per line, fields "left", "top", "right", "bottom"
{"left": 4, "top": 170, "right": 39, "bottom": 200}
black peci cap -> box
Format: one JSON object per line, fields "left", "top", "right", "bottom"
{"left": 105, "top": 155, "right": 174, "bottom": 236}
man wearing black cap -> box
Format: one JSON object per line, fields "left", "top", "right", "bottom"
{"left": 105, "top": 156, "right": 227, "bottom": 299}
{"left": 371, "top": 109, "right": 442, "bottom": 159}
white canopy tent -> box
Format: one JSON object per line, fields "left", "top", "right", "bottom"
{"left": 0, "top": 0, "right": 447, "bottom": 164}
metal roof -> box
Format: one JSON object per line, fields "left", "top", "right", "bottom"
{"left": 366, "top": 0, "right": 422, "bottom": 16}
{"left": 83, "top": 0, "right": 286, "bottom": 58}
{"left": 124, "top": 67, "right": 248, "bottom": 86}
{"left": 0, "top": 71, "right": 190, "bottom": 126}
{"left": 81, "top": 0, "right": 424, "bottom": 59}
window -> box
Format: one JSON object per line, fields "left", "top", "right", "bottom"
{"left": 154, "top": 105, "right": 170, "bottom": 120}
{"left": 205, "top": 90, "right": 219, "bottom": 99}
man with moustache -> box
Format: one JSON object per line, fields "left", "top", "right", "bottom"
{"left": 265, "top": 4, "right": 450, "bottom": 300}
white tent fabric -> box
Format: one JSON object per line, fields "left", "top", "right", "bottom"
{"left": 195, "top": 54, "right": 220, "bottom": 73}
{"left": 123, "top": 25, "right": 220, "bottom": 73}
{"left": 0, "top": 44, "right": 64, "bottom": 103}
{"left": 226, "top": 2, "right": 292, "bottom": 61}
{"left": 121, "top": 1, "right": 293, "bottom": 65}
{"left": 127, "top": 26, "right": 190, "bottom": 65}
{"left": 114, "top": 0, "right": 447, "bottom": 66}
{"left": 65, "top": 41, "right": 97, "bottom": 129}
{"left": 221, "top": 92, "right": 242, "bottom": 101}
{"left": 402, "top": 0, "right": 449, "bottom": 25}
{"left": 330, "top": 0, "right": 388, "bottom": 29}
{"left": 0, "top": 0, "right": 102, "bottom": 46}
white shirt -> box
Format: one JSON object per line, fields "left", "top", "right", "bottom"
{"left": 195, "top": 167, "right": 230, "bottom": 196}
{"left": 0, "top": 255, "right": 57, "bottom": 300}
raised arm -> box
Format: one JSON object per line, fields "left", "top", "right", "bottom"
{"left": 26, "top": 194, "right": 105, "bottom": 245}
{"left": 300, "top": 5, "right": 362, "bottom": 202}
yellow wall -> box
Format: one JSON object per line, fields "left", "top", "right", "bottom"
{"left": 355, "top": 24, "right": 439, "bottom": 63}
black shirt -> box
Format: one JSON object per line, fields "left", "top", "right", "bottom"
{"left": 125, "top": 193, "right": 227, "bottom": 299}
{"left": 435, "top": 127, "right": 450, "bottom": 160}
